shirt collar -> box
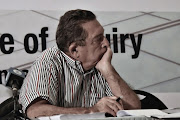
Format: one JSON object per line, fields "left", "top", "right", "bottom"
{"left": 60, "top": 51, "right": 86, "bottom": 74}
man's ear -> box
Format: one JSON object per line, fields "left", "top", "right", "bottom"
{"left": 68, "top": 42, "right": 79, "bottom": 59}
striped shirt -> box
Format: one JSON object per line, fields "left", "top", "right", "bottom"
{"left": 19, "top": 46, "right": 113, "bottom": 112}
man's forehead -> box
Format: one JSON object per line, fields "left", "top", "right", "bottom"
{"left": 82, "top": 20, "right": 104, "bottom": 37}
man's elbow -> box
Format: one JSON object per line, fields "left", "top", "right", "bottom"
{"left": 27, "top": 111, "right": 34, "bottom": 119}
{"left": 26, "top": 105, "right": 37, "bottom": 119}
{"left": 133, "top": 99, "right": 141, "bottom": 109}
{"left": 130, "top": 96, "right": 141, "bottom": 109}
{"left": 124, "top": 98, "right": 141, "bottom": 110}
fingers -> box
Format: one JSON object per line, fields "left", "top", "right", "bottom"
{"left": 105, "top": 106, "right": 117, "bottom": 117}
{"left": 105, "top": 97, "right": 124, "bottom": 116}
{"left": 108, "top": 102, "right": 120, "bottom": 113}
{"left": 107, "top": 97, "right": 124, "bottom": 111}
{"left": 93, "top": 96, "right": 124, "bottom": 117}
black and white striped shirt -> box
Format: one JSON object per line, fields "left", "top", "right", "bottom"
{"left": 19, "top": 46, "right": 113, "bottom": 112}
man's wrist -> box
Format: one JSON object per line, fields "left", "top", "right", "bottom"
{"left": 99, "top": 64, "right": 122, "bottom": 83}
{"left": 97, "top": 63, "right": 113, "bottom": 73}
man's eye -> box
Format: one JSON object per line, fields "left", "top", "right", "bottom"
{"left": 92, "top": 36, "right": 104, "bottom": 44}
{"left": 98, "top": 36, "right": 104, "bottom": 42}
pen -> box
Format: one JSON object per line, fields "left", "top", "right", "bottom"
{"left": 117, "top": 96, "right": 124, "bottom": 110}
{"left": 116, "top": 97, "right": 121, "bottom": 102}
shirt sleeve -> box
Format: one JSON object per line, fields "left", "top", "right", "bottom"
{"left": 105, "top": 81, "right": 114, "bottom": 97}
{"left": 19, "top": 58, "right": 59, "bottom": 112}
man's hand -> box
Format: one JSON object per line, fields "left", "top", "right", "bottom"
{"left": 95, "top": 46, "right": 113, "bottom": 72}
{"left": 90, "top": 96, "right": 124, "bottom": 117}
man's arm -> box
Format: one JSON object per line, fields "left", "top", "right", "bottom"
{"left": 95, "top": 46, "right": 141, "bottom": 109}
{"left": 27, "top": 97, "right": 123, "bottom": 119}
{"left": 27, "top": 98, "right": 91, "bottom": 119}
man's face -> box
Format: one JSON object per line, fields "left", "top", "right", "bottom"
{"left": 76, "top": 19, "right": 109, "bottom": 71}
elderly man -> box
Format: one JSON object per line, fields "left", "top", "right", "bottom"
{"left": 19, "top": 9, "right": 140, "bottom": 119}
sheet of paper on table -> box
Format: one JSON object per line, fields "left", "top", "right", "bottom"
{"left": 36, "top": 109, "right": 170, "bottom": 120}
{"left": 36, "top": 112, "right": 106, "bottom": 120}
{"left": 117, "top": 109, "right": 168, "bottom": 117}
{"left": 151, "top": 112, "right": 180, "bottom": 119}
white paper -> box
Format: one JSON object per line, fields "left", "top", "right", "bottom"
{"left": 117, "top": 109, "right": 168, "bottom": 117}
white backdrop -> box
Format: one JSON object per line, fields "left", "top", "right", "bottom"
{"left": 0, "top": 0, "right": 180, "bottom": 12}
{"left": 0, "top": 10, "right": 180, "bottom": 92}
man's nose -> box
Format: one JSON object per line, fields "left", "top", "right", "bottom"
{"left": 102, "top": 37, "right": 110, "bottom": 48}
